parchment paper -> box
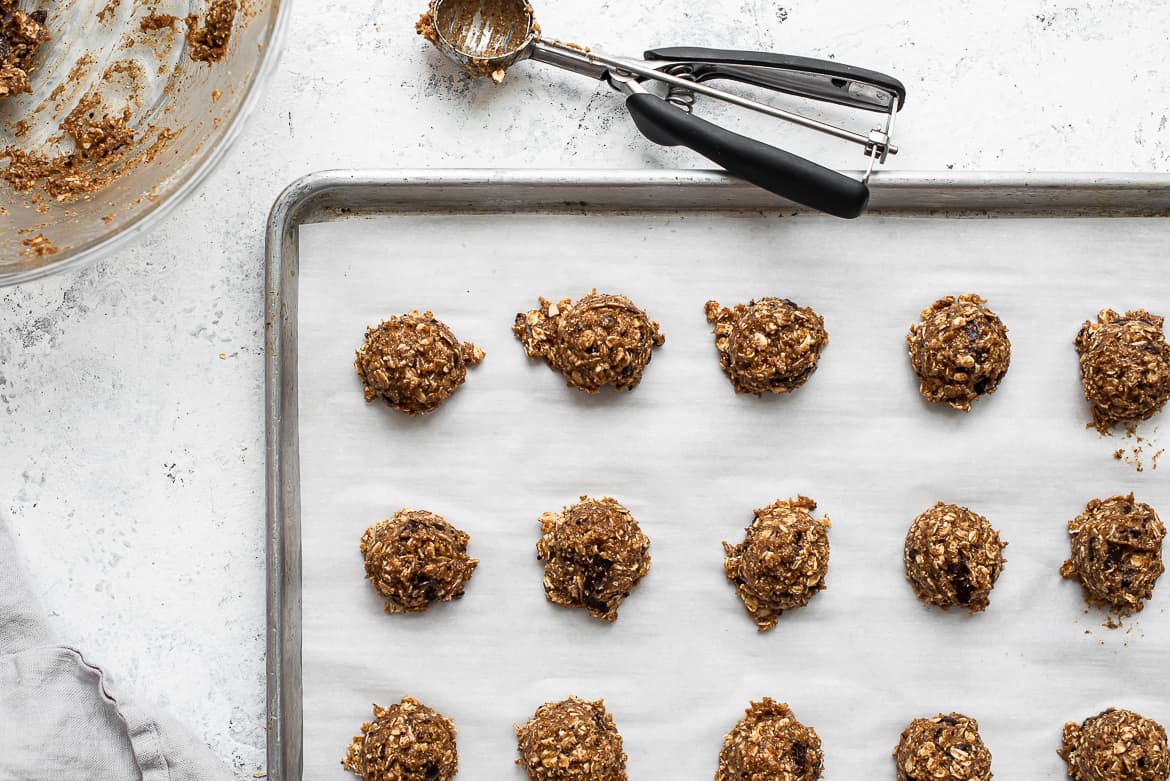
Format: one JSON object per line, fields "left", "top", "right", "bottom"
{"left": 297, "top": 211, "right": 1170, "bottom": 780}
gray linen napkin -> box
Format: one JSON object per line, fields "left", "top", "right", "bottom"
{"left": 0, "top": 512, "right": 236, "bottom": 781}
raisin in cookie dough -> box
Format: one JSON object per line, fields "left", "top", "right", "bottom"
{"left": 513, "top": 291, "right": 664, "bottom": 393}
{"left": 1061, "top": 494, "right": 1165, "bottom": 615}
{"left": 1060, "top": 709, "right": 1170, "bottom": 781}
{"left": 361, "top": 509, "right": 478, "bottom": 614}
{"left": 342, "top": 696, "right": 459, "bottom": 781}
{"left": 893, "top": 713, "right": 993, "bottom": 781}
{"left": 704, "top": 297, "right": 829, "bottom": 395}
{"left": 907, "top": 294, "right": 1011, "bottom": 411}
{"left": 0, "top": 1, "right": 49, "bottom": 98}
{"left": 904, "top": 502, "right": 1007, "bottom": 613}
{"left": 515, "top": 696, "right": 627, "bottom": 781}
{"left": 536, "top": 496, "right": 650, "bottom": 621}
{"left": 716, "top": 698, "right": 824, "bottom": 781}
{"left": 355, "top": 311, "right": 484, "bottom": 415}
{"left": 1075, "top": 309, "right": 1170, "bottom": 432}
{"left": 722, "top": 496, "right": 831, "bottom": 631}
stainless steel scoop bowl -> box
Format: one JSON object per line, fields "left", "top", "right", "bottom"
{"left": 424, "top": 0, "right": 906, "bottom": 218}
{"left": 429, "top": 0, "right": 536, "bottom": 80}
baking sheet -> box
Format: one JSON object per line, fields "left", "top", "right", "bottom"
{"left": 295, "top": 209, "right": 1170, "bottom": 780}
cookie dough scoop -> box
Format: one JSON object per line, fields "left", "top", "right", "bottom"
{"left": 416, "top": 0, "right": 906, "bottom": 218}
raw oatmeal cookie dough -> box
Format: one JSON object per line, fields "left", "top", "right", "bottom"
{"left": 515, "top": 696, "right": 627, "bottom": 781}
{"left": 904, "top": 502, "right": 1007, "bottom": 613}
{"left": 1061, "top": 494, "right": 1165, "bottom": 615}
{"left": 893, "top": 713, "right": 993, "bottom": 781}
{"left": 355, "top": 311, "right": 484, "bottom": 415}
{"left": 907, "top": 294, "right": 1011, "bottom": 411}
{"left": 716, "top": 698, "right": 824, "bottom": 781}
{"left": 535, "top": 496, "right": 650, "bottom": 622}
{"left": 361, "top": 508, "right": 478, "bottom": 614}
{"left": 1074, "top": 309, "right": 1170, "bottom": 432}
{"left": 722, "top": 496, "right": 831, "bottom": 631}
{"left": 0, "top": 1, "right": 48, "bottom": 97}
{"left": 513, "top": 291, "right": 664, "bottom": 393}
{"left": 342, "top": 696, "right": 459, "bottom": 781}
{"left": 704, "top": 297, "right": 829, "bottom": 395}
{"left": 1060, "top": 708, "right": 1170, "bottom": 781}
{"left": 185, "top": 0, "right": 239, "bottom": 63}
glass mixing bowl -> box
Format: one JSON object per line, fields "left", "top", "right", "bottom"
{"left": 0, "top": 0, "right": 289, "bottom": 285}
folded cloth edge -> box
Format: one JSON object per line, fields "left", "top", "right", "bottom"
{"left": 1, "top": 512, "right": 236, "bottom": 781}
{"left": 0, "top": 513, "right": 54, "bottom": 655}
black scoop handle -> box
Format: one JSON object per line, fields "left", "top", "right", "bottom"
{"left": 625, "top": 93, "right": 869, "bottom": 219}
{"left": 644, "top": 47, "right": 907, "bottom": 111}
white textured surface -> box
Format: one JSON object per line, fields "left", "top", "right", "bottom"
{"left": 2, "top": 0, "right": 1170, "bottom": 775}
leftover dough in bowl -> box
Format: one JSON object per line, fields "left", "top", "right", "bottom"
{"left": 0, "top": 0, "right": 288, "bottom": 284}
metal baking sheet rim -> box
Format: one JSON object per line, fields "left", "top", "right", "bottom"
{"left": 262, "top": 168, "right": 1170, "bottom": 781}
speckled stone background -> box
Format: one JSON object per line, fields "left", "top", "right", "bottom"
{"left": 2, "top": 0, "right": 1168, "bottom": 776}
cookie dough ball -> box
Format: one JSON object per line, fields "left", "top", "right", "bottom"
{"left": 904, "top": 502, "right": 1007, "bottom": 613}
{"left": 513, "top": 291, "right": 664, "bottom": 393}
{"left": 1075, "top": 309, "right": 1170, "bottom": 432}
{"left": 906, "top": 294, "right": 1011, "bottom": 411}
{"left": 1061, "top": 494, "right": 1165, "bottom": 615}
{"left": 893, "top": 713, "right": 993, "bottom": 781}
{"left": 1060, "top": 708, "right": 1170, "bottom": 781}
{"left": 361, "top": 509, "right": 478, "bottom": 614}
{"left": 342, "top": 696, "right": 458, "bottom": 781}
{"left": 355, "top": 311, "right": 484, "bottom": 415}
{"left": 722, "top": 496, "right": 831, "bottom": 631}
{"left": 704, "top": 298, "right": 829, "bottom": 395}
{"left": 515, "top": 696, "right": 627, "bottom": 781}
{"left": 535, "top": 496, "right": 650, "bottom": 622}
{"left": 716, "top": 698, "right": 824, "bottom": 781}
